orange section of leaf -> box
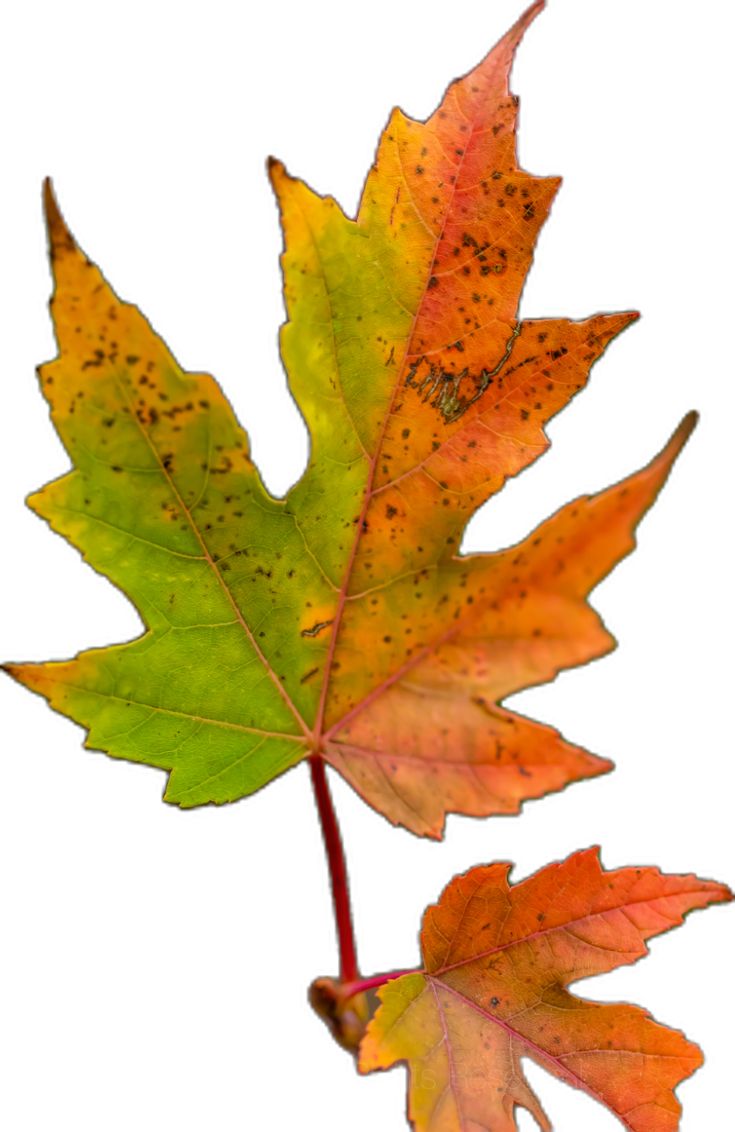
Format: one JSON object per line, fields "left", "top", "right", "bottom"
{"left": 346, "top": 313, "right": 640, "bottom": 596}
{"left": 360, "top": 848, "right": 732, "bottom": 1130}
{"left": 324, "top": 416, "right": 695, "bottom": 836}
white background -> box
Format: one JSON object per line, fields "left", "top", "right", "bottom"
{"left": 0, "top": 1, "right": 732, "bottom": 1128}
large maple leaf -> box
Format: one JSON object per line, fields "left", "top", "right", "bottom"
{"left": 359, "top": 848, "right": 731, "bottom": 1131}
{"left": 5, "top": 2, "right": 694, "bottom": 834}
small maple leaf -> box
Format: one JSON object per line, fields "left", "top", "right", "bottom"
{"left": 3, "top": 2, "right": 695, "bottom": 835}
{"left": 359, "top": 848, "right": 732, "bottom": 1131}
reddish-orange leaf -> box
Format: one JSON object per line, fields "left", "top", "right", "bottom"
{"left": 360, "top": 848, "right": 732, "bottom": 1130}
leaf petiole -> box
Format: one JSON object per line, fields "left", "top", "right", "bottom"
{"left": 339, "top": 969, "right": 418, "bottom": 1001}
{"left": 309, "top": 755, "right": 359, "bottom": 983}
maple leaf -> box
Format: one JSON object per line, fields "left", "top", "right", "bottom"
{"left": 4, "top": 2, "right": 694, "bottom": 834}
{"left": 359, "top": 848, "right": 732, "bottom": 1131}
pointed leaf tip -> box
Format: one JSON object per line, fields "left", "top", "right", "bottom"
{"left": 518, "top": 0, "right": 546, "bottom": 29}
{"left": 659, "top": 411, "right": 698, "bottom": 470}
{"left": 502, "top": 0, "right": 546, "bottom": 52}
{"left": 42, "top": 177, "right": 75, "bottom": 257}
{"left": 678, "top": 409, "right": 699, "bottom": 443}
{"left": 267, "top": 157, "right": 294, "bottom": 205}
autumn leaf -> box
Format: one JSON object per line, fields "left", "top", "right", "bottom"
{"left": 359, "top": 848, "right": 732, "bottom": 1131}
{"left": 4, "top": 2, "right": 694, "bottom": 834}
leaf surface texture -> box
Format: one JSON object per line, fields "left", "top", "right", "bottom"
{"left": 360, "top": 849, "right": 731, "bottom": 1129}
{"left": 6, "top": 2, "right": 695, "bottom": 832}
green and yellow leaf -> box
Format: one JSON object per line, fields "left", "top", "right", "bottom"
{"left": 5, "top": 2, "right": 695, "bottom": 834}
